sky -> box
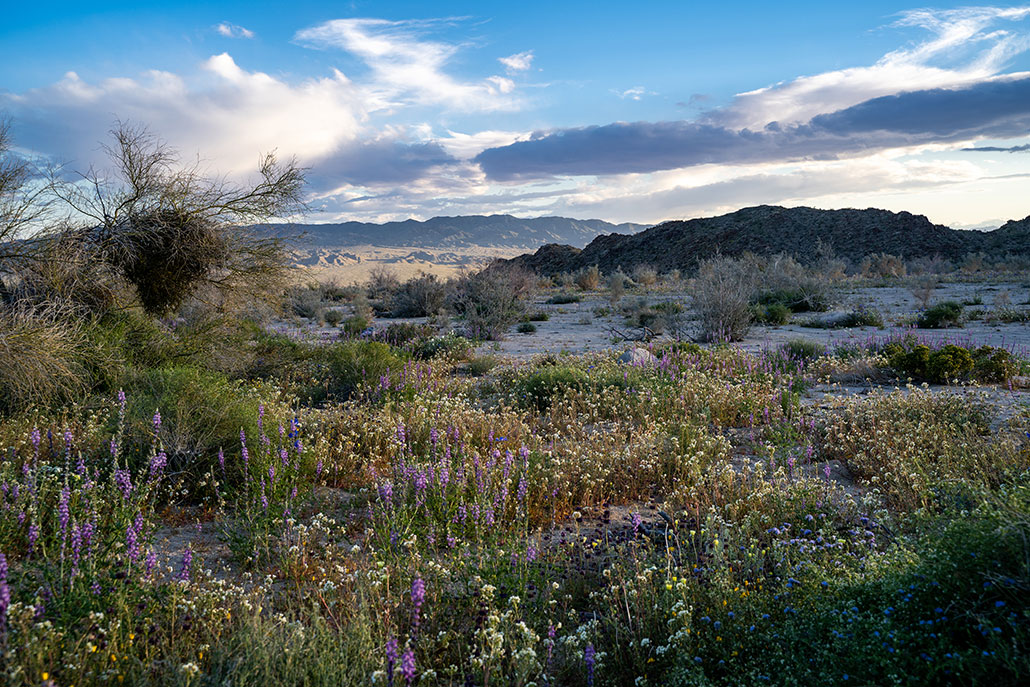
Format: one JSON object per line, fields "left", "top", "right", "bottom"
{"left": 2, "top": 1, "right": 1030, "bottom": 227}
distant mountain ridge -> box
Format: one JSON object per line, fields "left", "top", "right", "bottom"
{"left": 279, "top": 214, "right": 647, "bottom": 250}
{"left": 502, "top": 205, "right": 1030, "bottom": 276}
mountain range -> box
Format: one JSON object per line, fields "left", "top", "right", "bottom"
{"left": 281, "top": 214, "right": 646, "bottom": 250}
{"left": 501, "top": 205, "right": 1030, "bottom": 276}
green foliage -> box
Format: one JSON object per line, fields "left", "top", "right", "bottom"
{"left": 468, "top": 354, "right": 500, "bottom": 376}
{"left": 754, "top": 302, "right": 791, "bottom": 325}
{"left": 782, "top": 338, "right": 825, "bottom": 361}
{"left": 517, "top": 322, "right": 537, "bottom": 334}
{"left": 526, "top": 311, "right": 550, "bottom": 322}
{"left": 884, "top": 341, "right": 1017, "bottom": 384}
{"left": 323, "top": 309, "right": 344, "bottom": 326}
{"left": 917, "top": 301, "right": 964, "bottom": 328}
{"left": 122, "top": 365, "right": 263, "bottom": 489}
{"left": 342, "top": 314, "right": 371, "bottom": 335}
{"left": 546, "top": 292, "right": 581, "bottom": 304}
{"left": 411, "top": 333, "right": 475, "bottom": 360}
{"left": 753, "top": 287, "right": 829, "bottom": 313}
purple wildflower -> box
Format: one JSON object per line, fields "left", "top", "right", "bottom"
{"left": 400, "top": 648, "right": 416, "bottom": 685}
{"left": 178, "top": 545, "right": 192, "bottom": 581}
{"left": 584, "top": 643, "right": 596, "bottom": 687}
{"left": 385, "top": 637, "right": 398, "bottom": 687}
{"left": 411, "top": 577, "right": 426, "bottom": 632}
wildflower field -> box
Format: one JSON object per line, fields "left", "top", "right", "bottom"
{"left": 1, "top": 323, "right": 1028, "bottom": 686}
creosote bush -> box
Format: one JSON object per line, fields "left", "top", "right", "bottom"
{"left": 917, "top": 300, "right": 964, "bottom": 328}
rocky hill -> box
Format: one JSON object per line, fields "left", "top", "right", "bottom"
{"left": 280, "top": 214, "right": 646, "bottom": 250}
{"left": 503, "top": 205, "right": 1030, "bottom": 276}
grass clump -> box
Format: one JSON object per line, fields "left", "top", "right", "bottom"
{"left": 546, "top": 292, "right": 581, "bottom": 305}
{"left": 517, "top": 322, "right": 537, "bottom": 334}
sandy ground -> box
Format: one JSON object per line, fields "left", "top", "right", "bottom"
{"left": 292, "top": 244, "right": 524, "bottom": 284}
{"left": 476, "top": 280, "right": 1030, "bottom": 359}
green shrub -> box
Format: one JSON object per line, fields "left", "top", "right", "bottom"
{"left": 546, "top": 292, "right": 581, "bottom": 305}
{"left": 390, "top": 273, "right": 447, "bottom": 317}
{"left": 883, "top": 342, "right": 1015, "bottom": 383}
{"left": 517, "top": 322, "right": 537, "bottom": 334}
{"left": 122, "top": 365, "right": 263, "bottom": 488}
{"left": 342, "top": 315, "right": 371, "bottom": 336}
{"left": 755, "top": 303, "right": 791, "bottom": 325}
{"left": 516, "top": 366, "right": 591, "bottom": 410}
{"left": 323, "top": 309, "right": 344, "bottom": 326}
{"left": 450, "top": 266, "right": 534, "bottom": 340}
{"left": 917, "top": 301, "right": 963, "bottom": 328}
{"left": 753, "top": 287, "right": 829, "bottom": 313}
{"left": 837, "top": 309, "right": 884, "bottom": 328}
{"left": 411, "top": 333, "right": 474, "bottom": 360}
{"left": 467, "top": 354, "right": 500, "bottom": 376}
{"left": 526, "top": 311, "right": 550, "bottom": 322}
{"left": 380, "top": 322, "right": 437, "bottom": 346}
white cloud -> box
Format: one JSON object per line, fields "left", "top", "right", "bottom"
{"left": 216, "top": 22, "right": 255, "bottom": 39}
{"left": 499, "top": 51, "right": 534, "bottom": 72}
{"left": 295, "top": 18, "right": 524, "bottom": 112}
{"left": 614, "top": 86, "right": 650, "bottom": 100}
{"left": 713, "top": 6, "right": 1030, "bottom": 129}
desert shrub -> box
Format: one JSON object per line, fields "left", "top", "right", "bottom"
{"left": 378, "top": 322, "right": 437, "bottom": 346}
{"left": 450, "top": 265, "right": 534, "bottom": 340}
{"left": 342, "top": 314, "right": 371, "bottom": 336}
{"left": 46, "top": 124, "right": 301, "bottom": 316}
{"left": 467, "top": 354, "right": 500, "bottom": 376}
{"left": 0, "top": 304, "right": 87, "bottom": 413}
{"left": 991, "top": 307, "right": 1030, "bottom": 323}
{"left": 860, "top": 252, "right": 907, "bottom": 278}
{"left": 753, "top": 287, "right": 828, "bottom": 313}
{"left": 323, "top": 309, "right": 344, "bottom": 326}
{"left": 5, "top": 230, "right": 121, "bottom": 314}
{"left": 575, "top": 265, "right": 602, "bottom": 290}
{"left": 754, "top": 303, "right": 791, "bottom": 325}
{"left": 390, "top": 272, "right": 447, "bottom": 317}
{"left": 909, "top": 275, "right": 938, "bottom": 309}
{"left": 515, "top": 365, "right": 591, "bottom": 410}
{"left": 546, "top": 292, "right": 581, "bottom": 304}
{"left": 972, "top": 346, "right": 1020, "bottom": 382}
{"left": 517, "top": 322, "right": 537, "bottom": 334}
{"left": 631, "top": 263, "right": 658, "bottom": 286}
{"left": 917, "top": 301, "right": 963, "bottom": 328}
{"left": 881, "top": 342, "right": 1015, "bottom": 383}
{"left": 802, "top": 308, "right": 883, "bottom": 328}
{"left": 608, "top": 270, "right": 627, "bottom": 306}
{"left": 526, "top": 311, "right": 550, "bottom": 322}
{"left": 692, "top": 256, "right": 756, "bottom": 342}
{"left": 366, "top": 266, "right": 400, "bottom": 301}
{"left": 290, "top": 285, "right": 324, "bottom": 320}
{"left": 121, "top": 365, "right": 264, "bottom": 488}
{"left": 411, "top": 333, "right": 474, "bottom": 360}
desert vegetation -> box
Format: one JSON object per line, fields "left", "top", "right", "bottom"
{"left": 1, "top": 122, "right": 1029, "bottom": 687}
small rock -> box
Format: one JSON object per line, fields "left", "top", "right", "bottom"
{"left": 619, "top": 347, "right": 658, "bottom": 366}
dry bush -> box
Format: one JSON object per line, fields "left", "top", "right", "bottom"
{"left": 691, "top": 256, "right": 757, "bottom": 342}
{"left": 608, "top": 270, "right": 627, "bottom": 307}
{"left": 391, "top": 272, "right": 447, "bottom": 317}
{"left": 908, "top": 254, "right": 952, "bottom": 276}
{"left": 910, "top": 275, "right": 938, "bottom": 309}
{"left": 5, "top": 230, "right": 122, "bottom": 313}
{"left": 961, "top": 252, "right": 987, "bottom": 275}
{"left": 860, "top": 252, "right": 907, "bottom": 278}
{"left": 575, "top": 265, "right": 602, "bottom": 291}
{"left": 554, "top": 271, "right": 576, "bottom": 288}
{"left": 450, "top": 264, "right": 535, "bottom": 340}
{"left": 45, "top": 122, "right": 303, "bottom": 316}
{"left": 0, "top": 304, "right": 88, "bottom": 412}
{"left": 366, "top": 266, "right": 400, "bottom": 301}
{"left": 632, "top": 263, "right": 658, "bottom": 286}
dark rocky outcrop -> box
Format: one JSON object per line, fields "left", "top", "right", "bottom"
{"left": 501, "top": 205, "right": 1030, "bottom": 276}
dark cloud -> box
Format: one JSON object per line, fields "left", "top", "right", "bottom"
{"left": 962, "top": 143, "right": 1030, "bottom": 153}
{"left": 309, "top": 138, "right": 458, "bottom": 190}
{"left": 475, "top": 77, "right": 1030, "bottom": 179}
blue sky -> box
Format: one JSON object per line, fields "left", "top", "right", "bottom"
{"left": 3, "top": 2, "right": 1030, "bottom": 226}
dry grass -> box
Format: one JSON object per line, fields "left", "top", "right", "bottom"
{"left": 0, "top": 303, "right": 88, "bottom": 411}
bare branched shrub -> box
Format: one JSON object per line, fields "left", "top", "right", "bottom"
{"left": 367, "top": 266, "right": 400, "bottom": 301}
{"left": 0, "top": 118, "right": 51, "bottom": 268}
{"left": 555, "top": 272, "right": 576, "bottom": 288}
{"left": 632, "top": 263, "right": 658, "bottom": 287}
{"left": 391, "top": 272, "right": 447, "bottom": 317}
{"left": 692, "top": 256, "right": 756, "bottom": 342}
{"left": 45, "top": 122, "right": 304, "bottom": 315}
{"left": 450, "top": 264, "right": 535, "bottom": 340}
{"left": 575, "top": 265, "right": 602, "bottom": 291}
{"left": 0, "top": 304, "right": 88, "bottom": 412}
{"left": 961, "top": 252, "right": 987, "bottom": 275}
{"left": 608, "top": 270, "right": 626, "bottom": 308}
{"left": 908, "top": 254, "right": 951, "bottom": 276}
{"left": 910, "top": 276, "right": 938, "bottom": 309}
{"left": 860, "top": 253, "right": 906, "bottom": 279}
